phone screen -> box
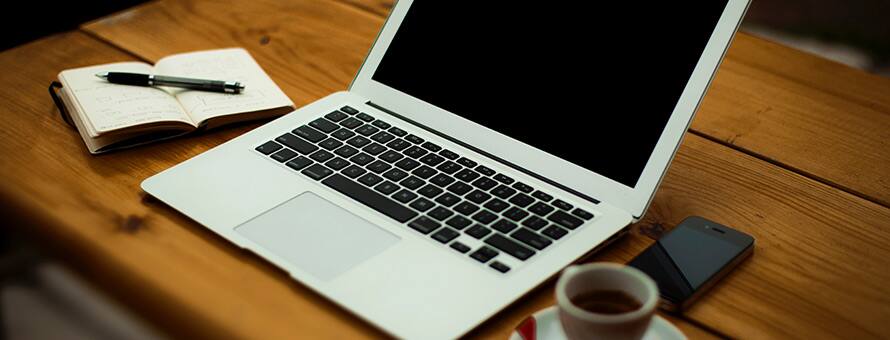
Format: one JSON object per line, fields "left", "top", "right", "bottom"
{"left": 628, "top": 218, "right": 753, "bottom": 305}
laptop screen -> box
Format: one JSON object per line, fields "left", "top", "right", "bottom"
{"left": 373, "top": 2, "right": 729, "bottom": 188}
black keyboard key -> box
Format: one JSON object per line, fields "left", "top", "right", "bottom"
{"left": 511, "top": 228, "right": 552, "bottom": 250}
{"left": 341, "top": 165, "right": 366, "bottom": 178}
{"left": 447, "top": 182, "right": 473, "bottom": 196}
{"left": 319, "top": 137, "right": 344, "bottom": 150}
{"left": 399, "top": 176, "right": 425, "bottom": 190}
{"left": 255, "top": 141, "right": 282, "bottom": 155}
{"left": 472, "top": 177, "right": 498, "bottom": 191}
{"left": 553, "top": 199, "right": 573, "bottom": 211}
{"left": 491, "top": 185, "right": 517, "bottom": 199}
{"left": 434, "top": 193, "right": 460, "bottom": 207}
{"left": 324, "top": 157, "right": 350, "bottom": 170}
{"left": 276, "top": 133, "right": 318, "bottom": 154}
{"left": 409, "top": 216, "right": 440, "bottom": 234}
{"left": 350, "top": 153, "right": 374, "bottom": 166}
{"left": 492, "top": 219, "right": 519, "bottom": 233}
{"left": 373, "top": 181, "right": 399, "bottom": 195}
{"left": 292, "top": 125, "right": 326, "bottom": 143}
{"left": 388, "top": 126, "right": 407, "bottom": 137}
{"left": 310, "top": 117, "right": 339, "bottom": 133}
{"left": 362, "top": 142, "right": 386, "bottom": 156}
{"left": 358, "top": 173, "right": 383, "bottom": 186}
{"left": 403, "top": 145, "right": 428, "bottom": 158}
{"left": 503, "top": 207, "right": 529, "bottom": 222}
{"left": 466, "top": 224, "right": 492, "bottom": 239}
{"left": 371, "top": 131, "right": 395, "bottom": 144}
{"left": 405, "top": 134, "right": 424, "bottom": 144}
{"left": 436, "top": 161, "right": 462, "bottom": 174}
{"left": 532, "top": 190, "right": 553, "bottom": 202}
{"left": 522, "top": 215, "right": 549, "bottom": 230}
{"left": 421, "top": 141, "right": 441, "bottom": 152}
{"left": 490, "top": 261, "right": 511, "bottom": 273}
{"left": 483, "top": 198, "right": 509, "bottom": 213}
{"left": 456, "top": 157, "right": 477, "bottom": 168}
{"left": 411, "top": 165, "right": 437, "bottom": 179}
{"left": 454, "top": 201, "right": 480, "bottom": 215}
{"left": 383, "top": 168, "right": 409, "bottom": 182}
{"left": 475, "top": 165, "right": 495, "bottom": 176}
{"left": 432, "top": 227, "right": 460, "bottom": 243}
{"left": 512, "top": 182, "right": 534, "bottom": 193}
{"left": 542, "top": 225, "right": 569, "bottom": 240}
{"left": 386, "top": 138, "right": 410, "bottom": 151}
{"left": 472, "top": 210, "right": 498, "bottom": 224}
{"left": 465, "top": 190, "right": 491, "bottom": 204}
{"left": 379, "top": 150, "right": 404, "bottom": 163}
{"left": 454, "top": 169, "right": 480, "bottom": 182}
{"left": 309, "top": 150, "right": 334, "bottom": 162}
{"left": 340, "top": 106, "right": 359, "bottom": 115}
{"left": 428, "top": 206, "right": 454, "bottom": 221}
{"left": 285, "top": 156, "right": 313, "bottom": 171}
{"left": 302, "top": 164, "right": 333, "bottom": 180}
{"left": 356, "top": 124, "right": 379, "bottom": 136}
{"left": 470, "top": 246, "right": 499, "bottom": 263}
{"left": 392, "top": 189, "right": 418, "bottom": 203}
{"left": 324, "top": 110, "right": 348, "bottom": 122}
{"left": 508, "top": 193, "right": 534, "bottom": 207}
{"left": 332, "top": 128, "right": 356, "bottom": 141}
{"left": 395, "top": 158, "right": 421, "bottom": 171}
{"left": 339, "top": 116, "right": 363, "bottom": 129}
{"left": 366, "top": 160, "right": 391, "bottom": 173}
{"left": 356, "top": 112, "right": 375, "bottom": 122}
{"left": 271, "top": 148, "right": 298, "bottom": 162}
{"left": 450, "top": 241, "right": 471, "bottom": 253}
{"left": 529, "top": 202, "right": 555, "bottom": 216}
{"left": 430, "top": 173, "right": 456, "bottom": 187}
{"left": 418, "top": 184, "right": 444, "bottom": 198}
{"left": 439, "top": 149, "right": 459, "bottom": 160}
{"left": 485, "top": 234, "right": 535, "bottom": 261}
{"left": 409, "top": 197, "right": 435, "bottom": 212}
{"left": 372, "top": 120, "right": 391, "bottom": 129}
{"left": 493, "top": 174, "right": 514, "bottom": 184}
{"left": 548, "top": 210, "right": 584, "bottom": 229}
{"left": 347, "top": 135, "right": 371, "bottom": 148}
{"left": 446, "top": 215, "right": 473, "bottom": 230}
{"left": 419, "top": 153, "right": 445, "bottom": 166}
{"left": 334, "top": 145, "right": 359, "bottom": 158}
{"left": 572, "top": 208, "right": 594, "bottom": 220}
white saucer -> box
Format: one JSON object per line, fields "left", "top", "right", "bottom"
{"left": 509, "top": 306, "right": 686, "bottom": 340}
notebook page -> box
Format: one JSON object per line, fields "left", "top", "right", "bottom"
{"left": 58, "top": 62, "right": 194, "bottom": 137}
{"left": 155, "top": 48, "right": 293, "bottom": 124}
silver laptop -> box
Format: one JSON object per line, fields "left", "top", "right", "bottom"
{"left": 142, "top": 1, "right": 749, "bottom": 338}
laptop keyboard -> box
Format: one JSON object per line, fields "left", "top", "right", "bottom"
{"left": 254, "top": 106, "right": 595, "bottom": 274}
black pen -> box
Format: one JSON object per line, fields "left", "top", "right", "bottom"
{"left": 95, "top": 72, "right": 245, "bottom": 94}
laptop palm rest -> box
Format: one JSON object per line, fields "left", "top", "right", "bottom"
{"left": 235, "top": 192, "right": 400, "bottom": 281}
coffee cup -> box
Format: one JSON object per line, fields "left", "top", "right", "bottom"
{"left": 556, "top": 263, "right": 659, "bottom": 340}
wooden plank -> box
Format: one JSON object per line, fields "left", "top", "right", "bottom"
{"left": 15, "top": 0, "right": 883, "bottom": 338}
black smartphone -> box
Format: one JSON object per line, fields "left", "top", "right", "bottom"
{"left": 628, "top": 216, "right": 754, "bottom": 311}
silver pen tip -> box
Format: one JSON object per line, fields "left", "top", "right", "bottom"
{"left": 95, "top": 72, "right": 108, "bottom": 80}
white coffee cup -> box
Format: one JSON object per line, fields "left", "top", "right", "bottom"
{"left": 556, "top": 263, "right": 659, "bottom": 340}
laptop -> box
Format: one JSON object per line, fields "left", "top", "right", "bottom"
{"left": 142, "top": 1, "right": 750, "bottom": 338}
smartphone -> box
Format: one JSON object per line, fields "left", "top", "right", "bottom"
{"left": 628, "top": 216, "right": 754, "bottom": 311}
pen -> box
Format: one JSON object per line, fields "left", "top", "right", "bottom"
{"left": 95, "top": 72, "right": 245, "bottom": 94}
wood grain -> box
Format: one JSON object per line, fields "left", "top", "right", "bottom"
{"left": 0, "top": 0, "right": 886, "bottom": 339}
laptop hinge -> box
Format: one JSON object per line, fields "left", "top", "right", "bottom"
{"left": 365, "top": 101, "right": 601, "bottom": 205}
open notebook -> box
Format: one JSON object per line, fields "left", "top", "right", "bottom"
{"left": 55, "top": 48, "right": 294, "bottom": 154}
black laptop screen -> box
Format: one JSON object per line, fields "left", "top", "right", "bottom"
{"left": 372, "top": 2, "right": 729, "bottom": 188}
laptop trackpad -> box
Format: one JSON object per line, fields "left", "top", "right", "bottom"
{"left": 235, "top": 192, "right": 400, "bottom": 281}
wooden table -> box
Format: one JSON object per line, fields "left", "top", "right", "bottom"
{"left": 2, "top": 0, "right": 889, "bottom": 338}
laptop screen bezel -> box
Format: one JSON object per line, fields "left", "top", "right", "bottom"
{"left": 349, "top": 0, "right": 751, "bottom": 218}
